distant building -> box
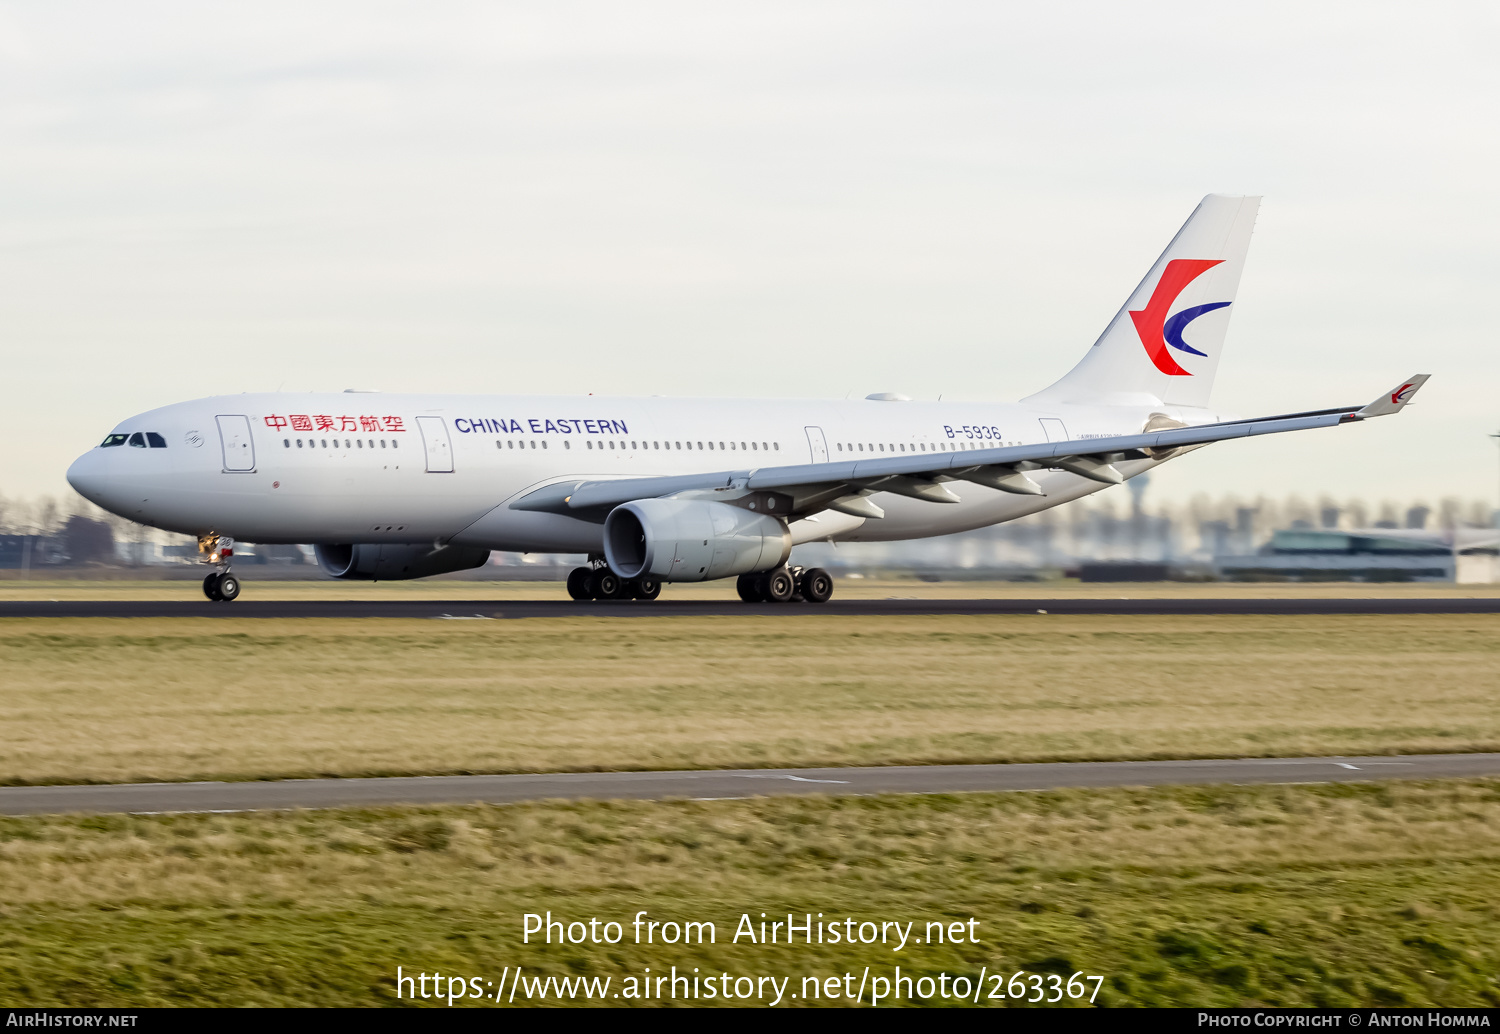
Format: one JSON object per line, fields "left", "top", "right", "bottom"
{"left": 0, "top": 535, "right": 50, "bottom": 569}
{"left": 1215, "top": 528, "right": 1500, "bottom": 583}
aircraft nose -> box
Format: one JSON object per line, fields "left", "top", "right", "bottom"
{"left": 66, "top": 449, "right": 111, "bottom": 508}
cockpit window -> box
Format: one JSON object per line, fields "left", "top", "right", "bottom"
{"left": 101, "top": 434, "right": 128, "bottom": 448}
{"left": 145, "top": 432, "right": 167, "bottom": 448}
{"left": 128, "top": 432, "right": 147, "bottom": 448}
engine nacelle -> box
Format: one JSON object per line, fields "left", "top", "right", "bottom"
{"left": 604, "top": 498, "right": 791, "bottom": 582}
{"left": 314, "top": 543, "right": 491, "bottom": 580}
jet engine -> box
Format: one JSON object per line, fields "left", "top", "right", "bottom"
{"left": 604, "top": 498, "right": 791, "bottom": 582}
{"left": 314, "top": 543, "right": 491, "bottom": 580}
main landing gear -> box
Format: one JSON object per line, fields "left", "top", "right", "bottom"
{"left": 566, "top": 559, "right": 662, "bottom": 602}
{"left": 736, "top": 565, "right": 833, "bottom": 604}
{"left": 198, "top": 533, "right": 241, "bottom": 603}
{"left": 564, "top": 559, "right": 833, "bottom": 604}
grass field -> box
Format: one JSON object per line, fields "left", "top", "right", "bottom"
{"left": 2, "top": 577, "right": 1498, "bottom": 601}
{"left": 3, "top": 780, "right": 1499, "bottom": 1007}
{"left": 2, "top": 614, "right": 1497, "bottom": 785}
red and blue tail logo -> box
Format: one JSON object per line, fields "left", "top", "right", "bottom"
{"left": 1130, "top": 259, "right": 1230, "bottom": 376}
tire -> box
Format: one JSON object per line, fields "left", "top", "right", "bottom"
{"left": 634, "top": 576, "right": 662, "bottom": 600}
{"left": 736, "top": 573, "right": 763, "bottom": 603}
{"left": 202, "top": 573, "right": 223, "bottom": 601}
{"left": 801, "top": 567, "right": 833, "bottom": 603}
{"left": 217, "top": 574, "right": 241, "bottom": 602}
{"left": 762, "top": 568, "right": 795, "bottom": 602}
{"left": 594, "top": 571, "right": 625, "bottom": 600}
{"left": 566, "top": 567, "right": 594, "bottom": 600}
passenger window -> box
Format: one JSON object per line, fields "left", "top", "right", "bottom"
{"left": 284, "top": 439, "right": 290, "bottom": 448}
{"left": 368, "top": 439, "right": 374, "bottom": 448}
{"left": 380, "top": 439, "right": 386, "bottom": 448}
{"left": 297, "top": 439, "right": 304, "bottom": 448}
{"left": 587, "top": 441, "right": 593, "bottom": 450}
{"left": 392, "top": 440, "right": 398, "bottom": 449}
{"left": 101, "top": 434, "right": 128, "bottom": 448}
{"left": 356, "top": 440, "right": 362, "bottom": 448}
{"left": 322, "top": 439, "right": 327, "bottom": 448}
{"left": 542, "top": 441, "right": 547, "bottom": 449}
{"left": 773, "top": 443, "right": 778, "bottom": 450}
{"left": 146, "top": 432, "right": 167, "bottom": 448}
{"left": 564, "top": 441, "right": 571, "bottom": 449}
{"left": 128, "top": 433, "right": 147, "bottom": 448}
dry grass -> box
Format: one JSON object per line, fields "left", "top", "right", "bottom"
{"left": 1, "top": 577, "right": 1497, "bottom": 602}
{"left": 3, "top": 780, "right": 1500, "bottom": 1006}
{"left": 1, "top": 614, "right": 1497, "bottom": 785}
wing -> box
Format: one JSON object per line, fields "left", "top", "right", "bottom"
{"left": 512, "top": 375, "right": 1430, "bottom": 521}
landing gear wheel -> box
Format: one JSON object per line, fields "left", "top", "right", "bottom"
{"left": 202, "top": 573, "right": 223, "bottom": 601}
{"left": 566, "top": 567, "right": 595, "bottom": 600}
{"left": 736, "top": 573, "right": 764, "bottom": 603}
{"left": 633, "top": 577, "right": 662, "bottom": 600}
{"left": 801, "top": 567, "right": 833, "bottom": 603}
{"left": 594, "top": 571, "right": 626, "bottom": 600}
{"left": 762, "top": 568, "right": 795, "bottom": 602}
{"left": 216, "top": 574, "right": 241, "bottom": 602}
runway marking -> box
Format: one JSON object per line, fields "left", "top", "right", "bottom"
{"left": 0, "top": 753, "right": 1496, "bottom": 816}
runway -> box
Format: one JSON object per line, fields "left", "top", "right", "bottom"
{"left": 3, "top": 753, "right": 1497, "bottom": 815}
{"left": 3, "top": 597, "right": 1500, "bottom": 619}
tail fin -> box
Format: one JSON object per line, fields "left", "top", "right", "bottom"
{"left": 1025, "top": 194, "right": 1260, "bottom": 409}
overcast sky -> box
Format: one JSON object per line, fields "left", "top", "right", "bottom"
{"left": 2, "top": 1, "right": 1497, "bottom": 509}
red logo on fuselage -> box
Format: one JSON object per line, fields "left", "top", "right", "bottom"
{"left": 1130, "top": 259, "right": 1228, "bottom": 376}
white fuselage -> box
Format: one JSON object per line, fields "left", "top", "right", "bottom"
{"left": 67, "top": 392, "right": 1220, "bottom": 553}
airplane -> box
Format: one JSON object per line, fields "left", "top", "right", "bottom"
{"left": 66, "top": 194, "right": 1428, "bottom": 604}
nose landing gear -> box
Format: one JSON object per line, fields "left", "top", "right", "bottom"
{"left": 198, "top": 533, "right": 241, "bottom": 602}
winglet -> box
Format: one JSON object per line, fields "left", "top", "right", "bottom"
{"left": 1355, "top": 375, "right": 1431, "bottom": 418}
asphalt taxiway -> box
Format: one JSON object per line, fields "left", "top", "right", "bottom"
{"left": 2, "top": 753, "right": 1497, "bottom": 815}
{"left": 3, "top": 597, "right": 1499, "bottom": 619}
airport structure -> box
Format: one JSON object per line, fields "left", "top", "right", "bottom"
{"left": 4, "top": 490, "right": 1496, "bottom": 583}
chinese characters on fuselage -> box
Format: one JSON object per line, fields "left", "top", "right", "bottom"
{"left": 263, "top": 415, "right": 406, "bottom": 433}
